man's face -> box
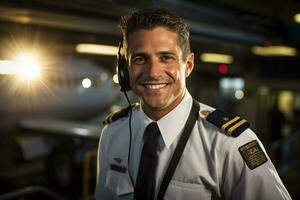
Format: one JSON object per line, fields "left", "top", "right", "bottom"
{"left": 127, "top": 27, "right": 194, "bottom": 120}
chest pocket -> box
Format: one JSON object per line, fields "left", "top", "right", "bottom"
{"left": 105, "top": 169, "right": 134, "bottom": 199}
{"left": 164, "top": 180, "right": 212, "bottom": 200}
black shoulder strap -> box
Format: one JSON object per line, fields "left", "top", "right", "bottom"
{"left": 103, "top": 103, "right": 138, "bottom": 125}
{"left": 206, "top": 109, "right": 250, "bottom": 137}
{"left": 156, "top": 99, "right": 200, "bottom": 200}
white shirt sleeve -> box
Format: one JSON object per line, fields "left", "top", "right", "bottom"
{"left": 95, "top": 126, "right": 114, "bottom": 200}
{"left": 223, "top": 129, "right": 291, "bottom": 200}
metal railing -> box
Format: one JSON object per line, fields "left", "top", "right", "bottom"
{"left": 0, "top": 186, "right": 64, "bottom": 200}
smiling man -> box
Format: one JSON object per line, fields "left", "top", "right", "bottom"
{"left": 95, "top": 9, "right": 291, "bottom": 200}
{"left": 127, "top": 26, "right": 193, "bottom": 120}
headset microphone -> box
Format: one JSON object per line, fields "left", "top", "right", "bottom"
{"left": 116, "top": 40, "right": 135, "bottom": 189}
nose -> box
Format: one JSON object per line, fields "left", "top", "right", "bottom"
{"left": 147, "top": 57, "right": 161, "bottom": 77}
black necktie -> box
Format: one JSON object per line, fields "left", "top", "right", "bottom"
{"left": 135, "top": 122, "right": 160, "bottom": 200}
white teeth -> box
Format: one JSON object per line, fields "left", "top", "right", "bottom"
{"left": 144, "top": 84, "right": 167, "bottom": 89}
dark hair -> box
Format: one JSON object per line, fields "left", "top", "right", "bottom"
{"left": 119, "top": 8, "right": 191, "bottom": 60}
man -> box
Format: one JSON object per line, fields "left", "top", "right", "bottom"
{"left": 95, "top": 8, "right": 291, "bottom": 200}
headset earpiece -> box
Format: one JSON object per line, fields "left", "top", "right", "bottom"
{"left": 117, "top": 42, "right": 131, "bottom": 92}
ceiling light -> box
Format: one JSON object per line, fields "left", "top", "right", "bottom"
{"left": 76, "top": 43, "right": 119, "bottom": 55}
{"left": 294, "top": 13, "right": 300, "bottom": 23}
{"left": 252, "top": 46, "right": 297, "bottom": 56}
{"left": 200, "top": 53, "right": 233, "bottom": 64}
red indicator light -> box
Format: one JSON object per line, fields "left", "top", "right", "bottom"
{"left": 218, "top": 64, "right": 228, "bottom": 74}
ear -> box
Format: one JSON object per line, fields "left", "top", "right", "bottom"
{"left": 185, "top": 53, "right": 194, "bottom": 78}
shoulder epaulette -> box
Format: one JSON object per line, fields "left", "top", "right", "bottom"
{"left": 103, "top": 103, "right": 139, "bottom": 125}
{"left": 201, "top": 109, "right": 250, "bottom": 137}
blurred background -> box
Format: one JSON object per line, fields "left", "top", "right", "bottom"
{"left": 0, "top": 0, "right": 299, "bottom": 199}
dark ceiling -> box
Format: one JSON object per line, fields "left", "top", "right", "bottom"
{"left": 0, "top": 0, "right": 299, "bottom": 77}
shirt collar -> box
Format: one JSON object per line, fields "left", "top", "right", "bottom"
{"left": 139, "top": 90, "right": 193, "bottom": 148}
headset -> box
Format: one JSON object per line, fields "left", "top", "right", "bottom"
{"left": 117, "top": 41, "right": 131, "bottom": 92}
{"left": 116, "top": 40, "right": 135, "bottom": 189}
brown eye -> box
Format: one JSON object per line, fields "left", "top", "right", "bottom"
{"left": 132, "top": 56, "right": 147, "bottom": 65}
{"left": 160, "top": 55, "right": 175, "bottom": 62}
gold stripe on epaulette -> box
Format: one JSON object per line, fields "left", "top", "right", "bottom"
{"left": 228, "top": 119, "right": 247, "bottom": 135}
{"left": 103, "top": 111, "right": 117, "bottom": 124}
{"left": 201, "top": 110, "right": 211, "bottom": 117}
{"left": 108, "top": 112, "right": 116, "bottom": 123}
{"left": 221, "top": 116, "right": 240, "bottom": 131}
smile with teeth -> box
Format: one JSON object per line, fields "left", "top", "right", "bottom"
{"left": 144, "top": 83, "right": 167, "bottom": 89}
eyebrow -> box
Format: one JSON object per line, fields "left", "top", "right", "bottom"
{"left": 158, "top": 51, "right": 177, "bottom": 57}
{"left": 131, "top": 52, "right": 148, "bottom": 58}
{"left": 131, "top": 51, "right": 177, "bottom": 58}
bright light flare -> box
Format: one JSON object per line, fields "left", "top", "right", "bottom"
{"left": 14, "top": 54, "right": 40, "bottom": 81}
{"left": 0, "top": 60, "right": 16, "bottom": 74}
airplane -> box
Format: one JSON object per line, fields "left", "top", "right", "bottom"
{"left": 0, "top": 54, "right": 119, "bottom": 118}
{"left": 0, "top": 53, "right": 122, "bottom": 134}
{"left": 0, "top": 53, "right": 123, "bottom": 199}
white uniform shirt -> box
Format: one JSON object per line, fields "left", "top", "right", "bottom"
{"left": 95, "top": 91, "right": 291, "bottom": 200}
